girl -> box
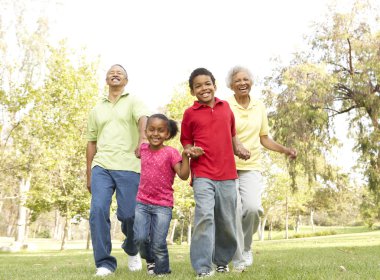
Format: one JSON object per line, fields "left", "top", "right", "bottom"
{"left": 133, "top": 113, "right": 203, "bottom": 276}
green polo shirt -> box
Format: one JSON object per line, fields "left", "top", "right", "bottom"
{"left": 87, "top": 92, "right": 150, "bottom": 172}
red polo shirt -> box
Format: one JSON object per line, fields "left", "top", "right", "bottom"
{"left": 180, "top": 97, "right": 238, "bottom": 181}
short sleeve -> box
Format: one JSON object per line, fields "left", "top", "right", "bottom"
{"left": 131, "top": 95, "right": 151, "bottom": 123}
{"left": 86, "top": 109, "right": 98, "bottom": 141}
{"left": 259, "top": 102, "right": 269, "bottom": 136}
{"left": 180, "top": 109, "right": 193, "bottom": 147}
{"left": 170, "top": 148, "right": 182, "bottom": 168}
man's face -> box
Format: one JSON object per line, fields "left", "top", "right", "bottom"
{"left": 106, "top": 65, "right": 128, "bottom": 87}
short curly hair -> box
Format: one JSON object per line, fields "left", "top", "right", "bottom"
{"left": 225, "top": 66, "right": 253, "bottom": 89}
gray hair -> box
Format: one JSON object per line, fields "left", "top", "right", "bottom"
{"left": 226, "top": 66, "right": 253, "bottom": 89}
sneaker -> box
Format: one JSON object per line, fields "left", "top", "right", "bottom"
{"left": 147, "top": 262, "right": 155, "bottom": 275}
{"left": 242, "top": 250, "right": 253, "bottom": 266}
{"left": 94, "top": 267, "right": 113, "bottom": 277}
{"left": 232, "top": 264, "right": 245, "bottom": 273}
{"left": 128, "top": 253, "right": 142, "bottom": 271}
{"left": 196, "top": 270, "right": 215, "bottom": 278}
{"left": 215, "top": 265, "right": 229, "bottom": 273}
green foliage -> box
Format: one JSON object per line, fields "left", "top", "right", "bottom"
{"left": 25, "top": 41, "right": 99, "bottom": 221}
{"left": 360, "top": 189, "right": 380, "bottom": 228}
{"left": 264, "top": 0, "right": 380, "bottom": 198}
{"left": 291, "top": 230, "right": 337, "bottom": 239}
{"left": 164, "top": 85, "right": 195, "bottom": 232}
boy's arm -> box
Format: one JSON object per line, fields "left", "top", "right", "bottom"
{"left": 232, "top": 136, "right": 250, "bottom": 160}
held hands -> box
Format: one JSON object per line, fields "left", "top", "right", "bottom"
{"left": 184, "top": 146, "right": 205, "bottom": 159}
{"left": 135, "top": 138, "right": 149, "bottom": 158}
{"left": 234, "top": 143, "right": 251, "bottom": 160}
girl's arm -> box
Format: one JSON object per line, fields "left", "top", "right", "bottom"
{"left": 173, "top": 152, "right": 191, "bottom": 180}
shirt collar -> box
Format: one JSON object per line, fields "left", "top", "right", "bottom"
{"left": 228, "top": 95, "right": 258, "bottom": 109}
{"left": 191, "top": 97, "right": 223, "bottom": 110}
{"left": 101, "top": 91, "right": 129, "bottom": 102}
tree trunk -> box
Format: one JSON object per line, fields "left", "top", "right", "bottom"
{"left": 86, "top": 223, "right": 91, "bottom": 250}
{"left": 53, "top": 210, "right": 60, "bottom": 240}
{"left": 180, "top": 219, "right": 184, "bottom": 244}
{"left": 168, "top": 219, "right": 178, "bottom": 245}
{"left": 268, "top": 218, "right": 273, "bottom": 240}
{"left": 260, "top": 216, "right": 267, "bottom": 241}
{"left": 295, "top": 213, "right": 301, "bottom": 233}
{"left": 14, "top": 176, "right": 31, "bottom": 249}
{"left": 112, "top": 216, "right": 116, "bottom": 239}
{"left": 310, "top": 208, "right": 315, "bottom": 232}
{"left": 187, "top": 223, "right": 192, "bottom": 245}
{"left": 285, "top": 196, "right": 289, "bottom": 239}
{"left": 60, "top": 215, "right": 69, "bottom": 250}
{"left": 257, "top": 217, "right": 262, "bottom": 240}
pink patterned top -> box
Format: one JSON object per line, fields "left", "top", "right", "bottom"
{"left": 136, "top": 143, "right": 182, "bottom": 207}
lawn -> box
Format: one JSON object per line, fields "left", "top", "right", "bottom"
{"left": 1, "top": 230, "right": 379, "bottom": 280}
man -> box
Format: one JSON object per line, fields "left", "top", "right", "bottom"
{"left": 86, "top": 64, "right": 150, "bottom": 277}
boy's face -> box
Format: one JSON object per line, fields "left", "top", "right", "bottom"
{"left": 191, "top": 75, "right": 216, "bottom": 106}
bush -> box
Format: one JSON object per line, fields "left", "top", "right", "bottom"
{"left": 35, "top": 230, "right": 51, "bottom": 238}
{"left": 291, "top": 230, "right": 337, "bottom": 239}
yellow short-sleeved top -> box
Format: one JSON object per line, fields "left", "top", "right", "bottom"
{"left": 87, "top": 92, "right": 150, "bottom": 172}
{"left": 227, "top": 95, "right": 269, "bottom": 171}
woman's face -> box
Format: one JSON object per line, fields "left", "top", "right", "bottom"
{"left": 231, "top": 71, "right": 252, "bottom": 96}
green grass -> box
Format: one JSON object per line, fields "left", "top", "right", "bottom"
{"left": 1, "top": 230, "right": 379, "bottom": 280}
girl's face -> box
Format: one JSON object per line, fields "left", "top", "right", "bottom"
{"left": 231, "top": 71, "right": 252, "bottom": 97}
{"left": 145, "top": 118, "right": 170, "bottom": 150}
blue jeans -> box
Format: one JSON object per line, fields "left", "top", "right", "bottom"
{"left": 133, "top": 202, "right": 172, "bottom": 275}
{"left": 190, "top": 178, "right": 237, "bottom": 274}
{"left": 90, "top": 166, "right": 140, "bottom": 271}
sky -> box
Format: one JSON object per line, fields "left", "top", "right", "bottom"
{"left": 42, "top": 0, "right": 333, "bottom": 110}
{"left": 6, "top": 0, "right": 360, "bottom": 173}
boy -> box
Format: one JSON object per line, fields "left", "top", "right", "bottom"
{"left": 180, "top": 68, "right": 249, "bottom": 277}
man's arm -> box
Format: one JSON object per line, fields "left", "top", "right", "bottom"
{"left": 135, "top": 116, "right": 148, "bottom": 158}
{"left": 86, "top": 141, "right": 97, "bottom": 193}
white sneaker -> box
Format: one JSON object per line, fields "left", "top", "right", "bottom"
{"left": 242, "top": 250, "right": 253, "bottom": 266}
{"left": 94, "top": 267, "right": 113, "bottom": 277}
{"left": 128, "top": 253, "right": 142, "bottom": 271}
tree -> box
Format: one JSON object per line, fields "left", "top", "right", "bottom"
{"left": 164, "top": 83, "right": 196, "bottom": 244}
{"left": 0, "top": 0, "right": 50, "bottom": 248}
{"left": 26, "top": 42, "right": 99, "bottom": 250}
{"left": 264, "top": 0, "right": 380, "bottom": 199}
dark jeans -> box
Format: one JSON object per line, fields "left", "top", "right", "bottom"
{"left": 90, "top": 166, "right": 139, "bottom": 271}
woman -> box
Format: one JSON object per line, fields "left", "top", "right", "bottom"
{"left": 226, "top": 66, "right": 297, "bottom": 271}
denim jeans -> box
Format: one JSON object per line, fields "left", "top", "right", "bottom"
{"left": 233, "top": 170, "right": 264, "bottom": 267}
{"left": 90, "top": 166, "right": 140, "bottom": 271}
{"left": 190, "top": 178, "right": 237, "bottom": 274}
{"left": 133, "top": 202, "right": 172, "bottom": 274}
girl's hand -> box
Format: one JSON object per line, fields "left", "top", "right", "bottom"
{"left": 184, "top": 146, "right": 205, "bottom": 159}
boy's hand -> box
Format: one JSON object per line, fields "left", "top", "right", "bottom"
{"left": 184, "top": 146, "right": 205, "bottom": 159}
